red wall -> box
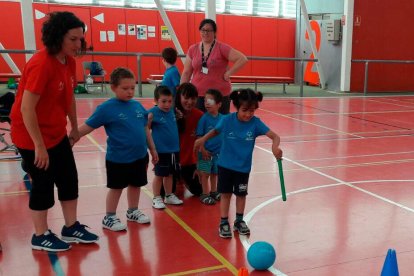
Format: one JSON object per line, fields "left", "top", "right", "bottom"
{"left": 351, "top": 0, "right": 414, "bottom": 92}
{"left": 0, "top": 2, "right": 25, "bottom": 74}
{"left": 0, "top": 2, "right": 295, "bottom": 83}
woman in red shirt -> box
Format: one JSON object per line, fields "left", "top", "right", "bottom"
{"left": 10, "top": 11, "right": 98, "bottom": 252}
{"left": 175, "top": 83, "right": 204, "bottom": 196}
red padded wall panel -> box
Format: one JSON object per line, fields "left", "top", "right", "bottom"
{"left": 89, "top": 6, "right": 127, "bottom": 82}
{"left": 48, "top": 5, "right": 93, "bottom": 82}
{"left": 351, "top": 0, "right": 414, "bottom": 92}
{"left": 32, "top": 3, "right": 50, "bottom": 50}
{"left": 276, "top": 19, "right": 295, "bottom": 76}
{"left": 0, "top": 2, "right": 297, "bottom": 84}
{"left": 252, "top": 17, "right": 278, "bottom": 76}
{"left": 125, "top": 9, "right": 160, "bottom": 81}
{"left": 0, "top": 2, "right": 25, "bottom": 73}
{"left": 222, "top": 15, "right": 252, "bottom": 76}
{"left": 157, "top": 11, "right": 189, "bottom": 74}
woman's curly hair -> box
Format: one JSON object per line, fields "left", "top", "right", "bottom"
{"left": 42, "top": 11, "right": 86, "bottom": 55}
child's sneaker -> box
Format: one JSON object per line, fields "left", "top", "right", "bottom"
{"left": 210, "top": 191, "right": 221, "bottom": 201}
{"left": 126, "top": 209, "right": 150, "bottom": 224}
{"left": 102, "top": 215, "right": 127, "bottom": 231}
{"left": 152, "top": 196, "right": 166, "bottom": 209}
{"left": 233, "top": 220, "right": 250, "bottom": 235}
{"left": 31, "top": 230, "right": 71, "bottom": 252}
{"left": 164, "top": 194, "right": 183, "bottom": 205}
{"left": 61, "top": 221, "right": 99, "bottom": 243}
{"left": 219, "top": 223, "right": 232, "bottom": 238}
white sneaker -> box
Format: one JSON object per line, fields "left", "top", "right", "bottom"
{"left": 152, "top": 196, "right": 166, "bottom": 209}
{"left": 102, "top": 215, "right": 127, "bottom": 231}
{"left": 164, "top": 194, "right": 183, "bottom": 205}
{"left": 126, "top": 209, "right": 150, "bottom": 224}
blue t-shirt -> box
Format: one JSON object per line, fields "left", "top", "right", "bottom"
{"left": 215, "top": 112, "right": 269, "bottom": 173}
{"left": 161, "top": 65, "right": 180, "bottom": 97}
{"left": 86, "top": 98, "right": 148, "bottom": 163}
{"left": 196, "top": 112, "right": 223, "bottom": 154}
{"left": 148, "top": 106, "right": 179, "bottom": 153}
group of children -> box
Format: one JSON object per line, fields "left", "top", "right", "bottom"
{"left": 77, "top": 47, "right": 282, "bottom": 239}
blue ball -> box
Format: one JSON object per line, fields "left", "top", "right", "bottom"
{"left": 247, "top": 241, "right": 276, "bottom": 270}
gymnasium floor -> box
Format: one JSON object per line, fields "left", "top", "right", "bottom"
{"left": 1, "top": 94, "right": 414, "bottom": 275}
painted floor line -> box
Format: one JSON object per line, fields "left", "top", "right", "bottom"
{"left": 141, "top": 188, "right": 239, "bottom": 275}
{"left": 258, "top": 108, "right": 364, "bottom": 139}
{"left": 255, "top": 145, "right": 414, "bottom": 213}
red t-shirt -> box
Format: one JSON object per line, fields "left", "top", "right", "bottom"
{"left": 179, "top": 108, "right": 203, "bottom": 166}
{"left": 10, "top": 49, "right": 76, "bottom": 149}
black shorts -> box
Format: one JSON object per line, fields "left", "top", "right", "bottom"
{"left": 18, "top": 136, "right": 78, "bottom": 211}
{"left": 106, "top": 154, "right": 149, "bottom": 189}
{"left": 217, "top": 166, "right": 250, "bottom": 196}
{"left": 181, "top": 164, "right": 202, "bottom": 196}
{"left": 154, "top": 152, "right": 180, "bottom": 177}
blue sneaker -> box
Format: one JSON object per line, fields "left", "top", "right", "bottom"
{"left": 61, "top": 221, "right": 99, "bottom": 243}
{"left": 31, "top": 230, "right": 71, "bottom": 252}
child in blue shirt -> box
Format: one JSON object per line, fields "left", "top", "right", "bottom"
{"left": 148, "top": 47, "right": 180, "bottom": 98}
{"left": 194, "top": 88, "right": 283, "bottom": 238}
{"left": 77, "top": 67, "right": 158, "bottom": 231}
{"left": 161, "top": 47, "right": 180, "bottom": 98}
{"left": 196, "top": 89, "right": 223, "bottom": 205}
{"left": 148, "top": 86, "right": 183, "bottom": 209}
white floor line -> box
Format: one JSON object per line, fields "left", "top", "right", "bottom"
{"left": 367, "top": 98, "right": 414, "bottom": 109}
{"left": 241, "top": 145, "right": 414, "bottom": 275}
{"left": 255, "top": 145, "right": 414, "bottom": 213}
{"left": 258, "top": 108, "right": 364, "bottom": 139}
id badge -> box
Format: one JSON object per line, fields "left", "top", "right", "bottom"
{"left": 201, "top": 66, "right": 209, "bottom": 74}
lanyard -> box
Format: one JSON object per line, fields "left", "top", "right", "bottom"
{"left": 201, "top": 39, "right": 216, "bottom": 68}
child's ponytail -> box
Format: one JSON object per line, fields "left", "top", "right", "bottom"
{"left": 230, "top": 88, "right": 263, "bottom": 110}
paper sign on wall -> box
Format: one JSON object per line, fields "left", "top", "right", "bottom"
{"left": 100, "top": 31, "right": 107, "bottom": 42}
{"left": 137, "top": 25, "right": 147, "bottom": 40}
{"left": 128, "top": 24, "right": 136, "bottom": 35}
{"left": 107, "top": 31, "right": 115, "bottom": 42}
{"left": 161, "top": 26, "right": 171, "bottom": 40}
{"left": 118, "top": 24, "right": 126, "bottom": 35}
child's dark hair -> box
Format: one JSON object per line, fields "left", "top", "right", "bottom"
{"left": 205, "top": 89, "right": 223, "bottom": 104}
{"left": 42, "top": 11, "right": 86, "bottom": 55}
{"left": 154, "top": 85, "right": 172, "bottom": 100}
{"left": 175, "top": 83, "right": 199, "bottom": 133}
{"left": 229, "top": 88, "right": 263, "bottom": 110}
{"left": 110, "top": 67, "right": 135, "bottom": 86}
{"left": 162, "top": 47, "right": 178, "bottom": 65}
{"left": 175, "top": 83, "right": 198, "bottom": 111}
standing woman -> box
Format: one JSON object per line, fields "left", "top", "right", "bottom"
{"left": 10, "top": 11, "right": 99, "bottom": 252}
{"left": 180, "top": 19, "right": 248, "bottom": 114}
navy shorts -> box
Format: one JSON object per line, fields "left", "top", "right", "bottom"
{"left": 106, "top": 154, "right": 149, "bottom": 189}
{"left": 154, "top": 152, "right": 180, "bottom": 177}
{"left": 18, "top": 136, "right": 78, "bottom": 211}
{"left": 217, "top": 166, "right": 250, "bottom": 196}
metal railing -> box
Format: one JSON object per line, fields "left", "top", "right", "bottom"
{"left": 1, "top": 49, "right": 317, "bottom": 97}
{"left": 352, "top": 59, "right": 414, "bottom": 95}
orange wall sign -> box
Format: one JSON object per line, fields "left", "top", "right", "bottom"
{"left": 304, "top": 20, "right": 321, "bottom": 86}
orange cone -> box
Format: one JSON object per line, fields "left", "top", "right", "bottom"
{"left": 238, "top": 267, "right": 249, "bottom": 276}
